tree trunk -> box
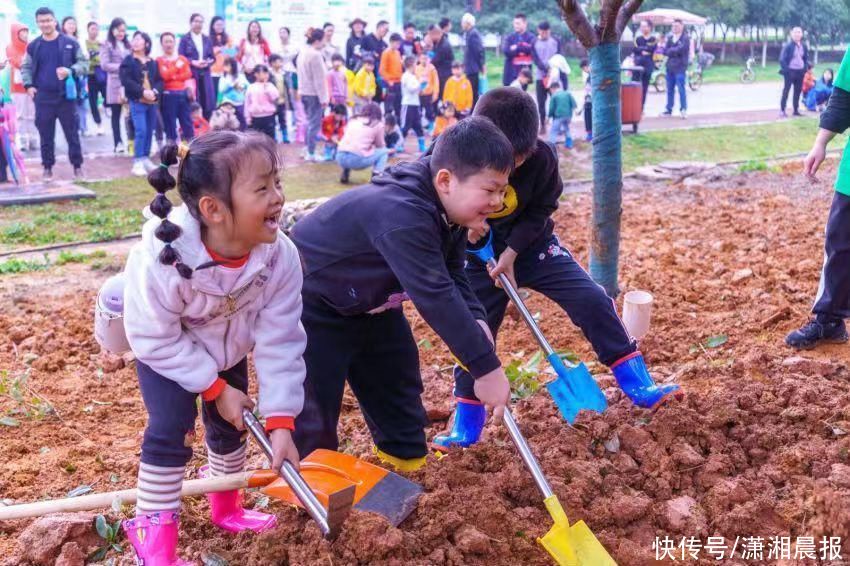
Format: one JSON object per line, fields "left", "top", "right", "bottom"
{"left": 720, "top": 27, "right": 728, "bottom": 63}
{"left": 588, "top": 43, "right": 623, "bottom": 297}
{"left": 762, "top": 38, "right": 768, "bottom": 68}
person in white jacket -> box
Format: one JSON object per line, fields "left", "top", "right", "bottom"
{"left": 121, "top": 130, "right": 306, "bottom": 564}
{"left": 399, "top": 55, "right": 426, "bottom": 153}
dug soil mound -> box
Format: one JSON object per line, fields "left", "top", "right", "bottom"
{"left": 1, "top": 162, "right": 849, "bottom": 565}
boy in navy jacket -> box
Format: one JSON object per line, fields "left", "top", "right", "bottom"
{"left": 433, "top": 87, "right": 681, "bottom": 450}
{"left": 291, "top": 117, "right": 514, "bottom": 470}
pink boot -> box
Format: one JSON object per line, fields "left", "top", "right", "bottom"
{"left": 123, "top": 512, "right": 192, "bottom": 566}
{"left": 198, "top": 465, "right": 277, "bottom": 533}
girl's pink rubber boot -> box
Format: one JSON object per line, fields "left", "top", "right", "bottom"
{"left": 198, "top": 465, "right": 277, "bottom": 533}
{"left": 123, "top": 512, "right": 192, "bottom": 566}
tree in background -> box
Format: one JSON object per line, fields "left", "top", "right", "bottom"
{"left": 556, "top": 0, "right": 644, "bottom": 297}
{"left": 786, "top": 0, "right": 850, "bottom": 64}
{"left": 745, "top": 0, "right": 790, "bottom": 67}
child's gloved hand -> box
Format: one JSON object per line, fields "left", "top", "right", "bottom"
{"left": 474, "top": 367, "right": 511, "bottom": 419}
{"left": 215, "top": 384, "right": 255, "bottom": 430}
{"left": 269, "top": 428, "right": 300, "bottom": 472}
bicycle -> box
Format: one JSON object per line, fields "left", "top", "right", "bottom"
{"left": 688, "top": 52, "right": 714, "bottom": 91}
{"left": 740, "top": 56, "right": 756, "bottom": 83}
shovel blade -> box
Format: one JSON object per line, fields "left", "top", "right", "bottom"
{"left": 538, "top": 521, "right": 617, "bottom": 566}
{"left": 545, "top": 361, "right": 607, "bottom": 423}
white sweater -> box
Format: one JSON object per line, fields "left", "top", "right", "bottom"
{"left": 123, "top": 204, "right": 307, "bottom": 420}
{"left": 401, "top": 71, "right": 421, "bottom": 107}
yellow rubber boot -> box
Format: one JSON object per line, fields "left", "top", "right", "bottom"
{"left": 373, "top": 447, "right": 426, "bottom": 472}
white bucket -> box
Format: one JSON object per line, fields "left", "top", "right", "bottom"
{"left": 622, "top": 290, "right": 653, "bottom": 340}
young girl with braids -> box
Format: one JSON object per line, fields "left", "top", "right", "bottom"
{"left": 121, "top": 130, "right": 306, "bottom": 565}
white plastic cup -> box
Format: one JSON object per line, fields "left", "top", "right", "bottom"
{"left": 622, "top": 290, "right": 653, "bottom": 340}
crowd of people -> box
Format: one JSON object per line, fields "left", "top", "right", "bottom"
{"left": 3, "top": 8, "right": 595, "bottom": 183}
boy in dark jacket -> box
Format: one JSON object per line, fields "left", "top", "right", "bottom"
{"left": 786, "top": 46, "right": 850, "bottom": 349}
{"left": 291, "top": 118, "right": 515, "bottom": 471}
{"left": 433, "top": 87, "right": 681, "bottom": 450}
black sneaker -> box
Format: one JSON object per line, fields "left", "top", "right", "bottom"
{"left": 339, "top": 168, "right": 350, "bottom": 184}
{"left": 785, "top": 318, "right": 849, "bottom": 350}
{"left": 73, "top": 167, "right": 84, "bottom": 181}
{"left": 43, "top": 167, "right": 53, "bottom": 182}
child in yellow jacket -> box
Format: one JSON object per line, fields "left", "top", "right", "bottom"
{"left": 442, "top": 61, "right": 473, "bottom": 116}
{"left": 352, "top": 56, "right": 377, "bottom": 112}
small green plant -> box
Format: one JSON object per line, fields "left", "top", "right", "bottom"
{"left": 738, "top": 160, "right": 768, "bottom": 172}
{"left": 0, "top": 369, "right": 55, "bottom": 419}
{"left": 90, "top": 514, "right": 124, "bottom": 562}
{"left": 0, "top": 257, "right": 49, "bottom": 274}
{"left": 505, "top": 351, "right": 544, "bottom": 400}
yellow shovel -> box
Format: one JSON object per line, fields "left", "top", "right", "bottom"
{"left": 503, "top": 410, "right": 617, "bottom": 566}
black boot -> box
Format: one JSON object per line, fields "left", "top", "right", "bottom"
{"left": 339, "top": 168, "right": 350, "bottom": 184}
{"left": 785, "top": 317, "right": 848, "bottom": 350}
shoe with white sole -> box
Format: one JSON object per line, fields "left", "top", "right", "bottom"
{"left": 131, "top": 160, "right": 147, "bottom": 177}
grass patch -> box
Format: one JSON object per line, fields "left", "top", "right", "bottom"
{"left": 0, "top": 250, "right": 108, "bottom": 275}
{"left": 622, "top": 117, "right": 834, "bottom": 170}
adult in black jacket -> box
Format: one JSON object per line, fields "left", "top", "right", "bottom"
{"left": 120, "top": 31, "right": 162, "bottom": 176}
{"left": 779, "top": 27, "right": 809, "bottom": 117}
{"left": 632, "top": 19, "right": 657, "bottom": 109}
{"left": 462, "top": 13, "right": 485, "bottom": 108}
{"left": 178, "top": 13, "right": 215, "bottom": 119}
{"left": 361, "top": 21, "right": 389, "bottom": 101}
{"left": 662, "top": 19, "right": 689, "bottom": 118}
{"left": 345, "top": 18, "right": 367, "bottom": 71}
{"left": 429, "top": 25, "right": 454, "bottom": 98}
{"left": 501, "top": 14, "right": 535, "bottom": 86}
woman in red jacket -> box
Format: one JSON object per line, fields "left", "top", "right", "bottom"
{"left": 238, "top": 20, "right": 271, "bottom": 83}
{"left": 157, "top": 32, "right": 194, "bottom": 143}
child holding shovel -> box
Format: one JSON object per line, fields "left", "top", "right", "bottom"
{"left": 120, "top": 131, "right": 306, "bottom": 564}
{"left": 290, "top": 118, "right": 514, "bottom": 472}
{"left": 433, "top": 87, "right": 681, "bottom": 450}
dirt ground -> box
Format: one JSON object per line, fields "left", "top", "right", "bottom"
{"left": 1, "top": 161, "right": 849, "bottom": 565}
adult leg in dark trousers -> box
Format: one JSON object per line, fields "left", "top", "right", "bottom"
{"left": 813, "top": 192, "right": 850, "bottom": 321}
{"left": 469, "top": 72, "right": 480, "bottom": 110}
{"left": 781, "top": 69, "right": 805, "bottom": 114}
{"left": 637, "top": 70, "right": 652, "bottom": 109}
{"left": 107, "top": 103, "right": 123, "bottom": 147}
{"left": 293, "top": 300, "right": 428, "bottom": 460}
{"left": 87, "top": 74, "right": 104, "bottom": 126}
{"left": 535, "top": 79, "right": 548, "bottom": 130}
{"left": 453, "top": 236, "right": 635, "bottom": 400}
{"left": 35, "top": 98, "right": 83, "bottom": 171}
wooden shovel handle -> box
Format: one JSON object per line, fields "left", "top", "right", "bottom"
{"left": 0, "top": 470, "right": 277, "bottom": 521}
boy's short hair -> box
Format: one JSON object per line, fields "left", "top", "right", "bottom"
{"left": 389, "top": 32, "right": 402, "bottom": 43}
{"left": 514, "top": 13, "right": 526, "bottom": 20}
{"left": 431, "top": 116, "right": 514, "bottom": 182}
{"left": 35, "top": 7, "right": 55, "bottom": 18}
{"left": 439, "top": 17, "right": 451, "bottom": 29}
{"left": 548, "top": 81, "right": 562, "bottom": 91}
{"left": 384, "top": 114, "right": 397, "bottom": 127}
{"left": 331, "top": 103, "right": 347, "bottom": 116}
{"left": 404, "top": 22, "right": 415, "bottom": 30}
{"left": 579, "top": 58, "right": 589, "bottom": 68}
{"left": 451, "top": 61, "right": 463, "bottom": 69}
{"left": 538, "top": 21, "right": 550, "bottom": 31}
{"left": 403, "top": 55, "right": 416, "bottom": 68}
{"left": 190, "top": 102, "right": 202, "bottom": 112}
{"left": 269, "top": 53, "right": 283, "bottom": 64}
{"left": 473, "top": 87, "right": 539, "bottom": 158}
{"left": 331, "top": 53, "right": 344, "bottom": 63}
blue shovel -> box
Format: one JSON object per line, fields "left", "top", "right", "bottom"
{"left": 468, "top": 231, "right": 608, "bottom": 423}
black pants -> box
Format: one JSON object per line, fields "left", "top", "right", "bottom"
{"left": 87, "top": 72, "right": 107, "bottom": 125}
{"left": 385, "top": 82, "right": 401, "bottom": 117}
{"left": 583, "top": 98, "right": 593, "bottom": 134}
{"left": 469, "top": 72, "right": 480, "bottom": 110}
{"left": 400, "top": 105, "right": 423, "bottom": 138}
{"left": 161, "top": 90, "right": 194, "bottom": 143}
{"left": 420, "top": 95, "right": 436, "bottom": 123}
{"left": 454, "top": 235, "right": 636, "bottom": 399}
{"left": 813, "top": 191, "right": 850, "bottom": 321}
{"left": 250, "top": 114, "right": 276, "bottom": 140}
{"left": 107, "top": 103, "right": 123, "bottom": 146}
{"left": 634, "top": 69, "right": 652, "bottom": 109}
{"left": 781, "top": 68, "right": 805, "bottom": 113}
{"left": 275, "top": 103, "right": 288, "bottom": 139}
{"left": 535, "top": 79, "right": 549, "bottom": 128}
{"left": 292, "top": 298, "right": 428, "bottom": 460}
{"left": 35, "top": 97, "right": 83, "bottom": 169}
{"left": 137, "top": 358, "right": 248, "bottom": 467}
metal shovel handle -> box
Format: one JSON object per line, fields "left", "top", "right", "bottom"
{"left": 242, "top": 409, "right": 332, "bottom": 537}
{"left": 467, "top": 229, "right": 556, "bottom": 357}
{"left": 503, "top": 409, "right": 554, "bottom": 500}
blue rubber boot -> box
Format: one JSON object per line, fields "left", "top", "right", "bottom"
{"left": 417, "top": 136, "right": 426, "bottom": 153}
{"left": 323, "top": 144, "right": 335, "bottom": 161}
{"left": 431, "top": 399, "right": 486, "bottom": 450}
{"left": 611, "top": 352, "right": 680, "bottom": 409}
